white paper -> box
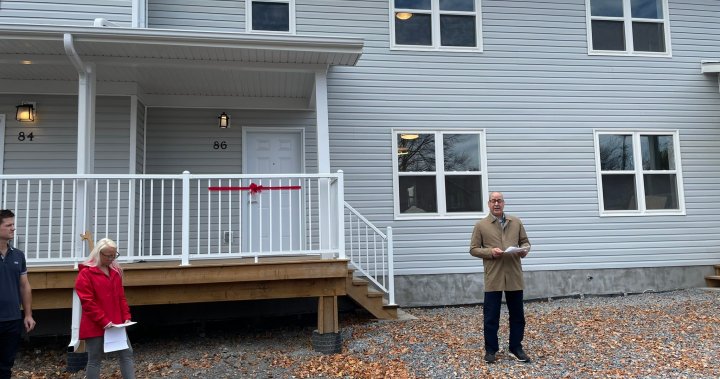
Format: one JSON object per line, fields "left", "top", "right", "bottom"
{"left": 111, "top": 321, "right": 137, "bottom": 328}
{"left": 504, "top": 246, "right": 527, "bottom": 254}
{"left": 104, "top": 327, "right": 129, "bottom": 352}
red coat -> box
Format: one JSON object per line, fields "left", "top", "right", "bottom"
{"left": 74, "top": 264, "right": 132, "bottom": 339}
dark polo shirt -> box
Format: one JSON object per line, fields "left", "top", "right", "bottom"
{"left": 0, "top": 245, "right": 27, "bottom": 322}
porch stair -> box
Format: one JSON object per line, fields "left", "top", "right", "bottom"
{"left": 705, "top": 264, "right": 720, "bottom": 287}
{"left": 345, "top": 269, "right": 398, "bottom": 320}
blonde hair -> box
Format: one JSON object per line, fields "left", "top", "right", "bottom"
{"left": 82, "top": 238, "right": 123, "bottom": 275}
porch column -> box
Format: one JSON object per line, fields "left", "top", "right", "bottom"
{"left": 315, "top": 70, "right": 333, "bottom": 254}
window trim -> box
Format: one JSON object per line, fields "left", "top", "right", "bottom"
{"left": 389, "top": 0, "right": 483, "bottom": 52}
{"left": 247, "top": 0, "right": 296, "bottom": 34}
{"left": 593, "top": 129, "right": 685, "bottom": 216}
{"left": 585, "top": 0, "right": 672, "bottom": 57}
{"left": 392, "top": 129, "right": 489, "bottom": 220}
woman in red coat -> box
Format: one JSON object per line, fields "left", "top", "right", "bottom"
{"left": 74, "top": 238, "right": 135, "bottom": 379}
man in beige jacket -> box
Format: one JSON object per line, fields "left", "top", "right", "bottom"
{"left": 470, "top": 192, "right": 531, "bottom": 364}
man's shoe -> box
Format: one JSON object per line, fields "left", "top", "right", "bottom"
{"left": 484, "top": 352, "right": 497, "bottom": 364}
{"left": 509, "top": 348, "right": 531, "bottom": 363}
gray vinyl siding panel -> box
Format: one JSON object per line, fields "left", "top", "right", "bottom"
{"left": 1, "top": 95, "right": 131, "bottom": 174}
{"left": 136, "top": 99, "right": 145, "bottom": 175}
{"left": 148, "top": 0, "right": 245, "bottom": 31}
{"left": 145, "top": 108, "right": 317, "bottom": 175}
{"left": 0, "top": 0, "right": 131, "bottom": 26}
{"left": 301, "top": 0, "right": 720, "bottom": 275}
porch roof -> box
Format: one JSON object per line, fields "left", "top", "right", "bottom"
{"left": 0, "top": 24, "right": 364, "bottom": 108}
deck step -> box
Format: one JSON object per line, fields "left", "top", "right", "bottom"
{"left": 705, "top": 275, "right": 720, "bottom": 288}
{"left": 345, "top": 271, "right": 398, "bottom": 320}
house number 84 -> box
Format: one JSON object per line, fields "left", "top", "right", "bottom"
{"left": 213, "top": 141, "right": 227, "bottom": 150}
{"left": 18, "top": 132, "right": 34, "bottom": 141}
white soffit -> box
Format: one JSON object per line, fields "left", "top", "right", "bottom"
{"left": 0, "top": 24, "right": 363, "bottom": 103}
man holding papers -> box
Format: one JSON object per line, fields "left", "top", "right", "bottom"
{"left": 75, "top": 238, "right": 136, "bottom": 379}
{"left": 469, "top": 192, "right": 532, "bottom": 364}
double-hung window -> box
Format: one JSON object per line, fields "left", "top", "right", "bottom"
{"left": 248, "top": 0, "right": 294, "bottom": 33}
{"left": 391, "top": 0, "right": 482, "bottom": 50}
{"left": 587, "top": 0, "right": 671, "bottom": 55}
{"left": 393, "top": 130, "right": 488, "bottom": 218}
{"left": 594, "top": 131, "right": 684, "bottom": 215}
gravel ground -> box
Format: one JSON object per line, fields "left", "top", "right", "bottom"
{"left": 13, "top": 288, "right": 720, "bottom": 378}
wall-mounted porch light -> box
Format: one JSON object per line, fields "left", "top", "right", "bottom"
{"left": 398, "top": 147, "right": 409, "bottom": 155}
{"left": 400, "top": 133, "right": 419, "bottom": 140}
{"left": 395, "top": 12, "right": 413, "bottom": 20}
{"left": 15, "top": 102, "right": 36, "bottom": 122}
{"left": 218, "top": 112, "right": 230, "bottom": 128}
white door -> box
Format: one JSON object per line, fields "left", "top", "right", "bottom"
{"left": 243, "top": 130, "right": 303, "bottom": 253}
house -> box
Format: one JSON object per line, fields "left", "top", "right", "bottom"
{"left": 1, "top": 0, "right": 719, "bottom": 333}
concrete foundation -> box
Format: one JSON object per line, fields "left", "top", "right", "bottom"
{"left": 394, "top": 265, "right": 715, "bottom": 307}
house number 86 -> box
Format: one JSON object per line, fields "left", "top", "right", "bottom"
{"left": 213, "top": 141, "right": 227, "bottom": 150}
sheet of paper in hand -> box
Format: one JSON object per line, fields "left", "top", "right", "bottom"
{"left": 104, "top": 327, "right": 129, "bottom": 352}
{"left": 504, "top": 246, "right": 526, "bottom": 254}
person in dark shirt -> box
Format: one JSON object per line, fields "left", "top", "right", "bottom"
{"left": 0, "top": 209, "right": 36, "bottom": 379}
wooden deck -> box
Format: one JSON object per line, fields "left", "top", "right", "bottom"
{"left": 29, "top": 256, "right": 349, "bottom": 310}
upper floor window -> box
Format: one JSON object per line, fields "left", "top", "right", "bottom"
{"left": 391, "top": 0, "right": 482, "bottom": 50}
{"left": 587, "top": 0, "right": 671, "bottom": 56}
{"left": 392, "top": 130, "right": 488, "bottom": 219}
{"left": 248, "top": 0, "right": 295, "bottom": 33}
{"left": 594, "top": 130, "right": 685, "bottom": 216}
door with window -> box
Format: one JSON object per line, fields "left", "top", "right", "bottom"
{"left": 242, "top": 130, "right": 304, "bottom": 253}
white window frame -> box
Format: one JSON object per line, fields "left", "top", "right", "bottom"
{"left": 247, "top": 0, "right": 296, "bottom": 34}
{"left": 586, "top": 0, "right": 672, "bottom": 57}
{"left": 390, "top": 0, "right": 483, "bottom": 52}
{"left": 593, "top": 130, "right": 685, "bottom": 216}
{"left": 392, "top": 129, "right": 489, "bottom": 220}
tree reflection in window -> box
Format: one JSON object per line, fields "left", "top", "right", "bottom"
{"left": 398, "top": 133, "right": 435, "bottom": 172}
{"left": 599, "top": 134, "right": 633, "bottom": 170}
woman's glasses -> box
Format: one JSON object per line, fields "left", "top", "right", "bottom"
{"left": 100, "top": 252, "right": 120, "bottom": 259}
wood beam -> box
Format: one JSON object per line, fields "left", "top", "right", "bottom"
{"left": 317, "top": 295, "right": 339, "bottom": 334}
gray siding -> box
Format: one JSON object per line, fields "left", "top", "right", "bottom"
{"left": 0, "top": 0, "right": 131, "bottom": 26}
{"left": 297, "top": 0, "right": 720, "bottom": 275}
{"left": 145, "top": 108, "right": 317, "bottom": 175}
{"left": 148, "top": 0, "right": 245, "bottom": 31}
{"left": 136, "top": 99, "right": 145, "bottom": 174}
{"left": 1, "top": 95, "right": 131, "bottom": 174}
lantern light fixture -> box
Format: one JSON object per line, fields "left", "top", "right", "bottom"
{"left": 15, "top": 102, "right": 36, "bottom": 122}
{"left": 218, "top": 112, "right": 230, "bottom": 128}
{"left": 400, "top": 133, "right": 419, "bottom": 140}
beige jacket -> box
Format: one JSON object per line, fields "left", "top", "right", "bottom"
{"left": 469, "top": 214, "right": 531, "bottom": 292}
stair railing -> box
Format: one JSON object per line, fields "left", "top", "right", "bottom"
{"left": 343, "top": 202, "right": 395, "bottom": 306}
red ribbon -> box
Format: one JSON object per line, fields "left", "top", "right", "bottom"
{"left": 208, "top": 183, "right": 301, "bottom": 195}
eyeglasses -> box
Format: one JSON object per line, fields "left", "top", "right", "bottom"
{"left": 100, "top": 252, "right": 120, "bottom": 259}
{"left": 489, "top": 199, "right": 504, "bottom": 204}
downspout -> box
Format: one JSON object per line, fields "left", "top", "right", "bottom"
{"left": 63, "top": 32, "right": 96, "bottom": 353}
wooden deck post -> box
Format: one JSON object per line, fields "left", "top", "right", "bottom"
{"left": 312, "top": 295, "right": 341, "bottom": 354}
{"left": 317, "top": 295, "right": 338, "bottom": 334}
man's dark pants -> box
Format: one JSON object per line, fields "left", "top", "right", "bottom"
{"left": 483, "top": 290, "right": 525, "bottom": 354}
{"left": 0, "top": 319, "right": 22, "bottom": 379}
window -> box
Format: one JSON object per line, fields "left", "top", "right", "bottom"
{"left": 594, "top": 131, "right": 684, "bottom": 215}
{"left": 587, "top": 0, "right": 671, "bottom": 55}
{"left": 248, "top": 0, "right": 294, "bottom": 33}
{"left": 392, "top": 130, "right": 488, "bottom": 218}
{"left": 391, "top": 0, "right": 482, "bottom": 50}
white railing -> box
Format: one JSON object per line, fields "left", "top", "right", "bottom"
{"left": 0, "top": 172, "right": 345, "bottom": 265}
{"left": 344, "top": 202, "right": 396, "bottom": 306}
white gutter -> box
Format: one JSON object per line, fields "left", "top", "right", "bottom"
{"left": 63, "top": 33, "right": 97, "bottom": 353}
